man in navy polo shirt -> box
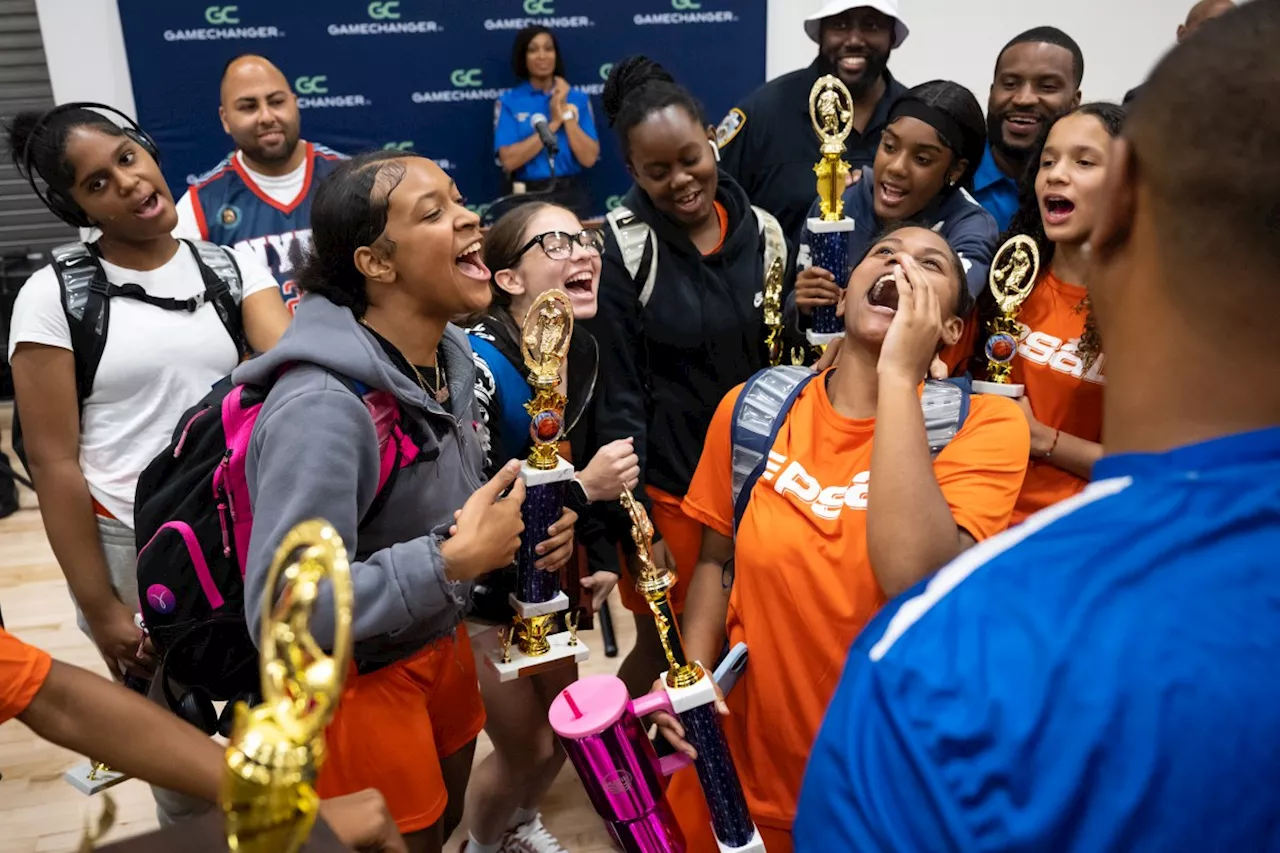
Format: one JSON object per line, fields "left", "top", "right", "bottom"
{"left": 715, "top": 0, "right": 909, "bottom": 240}
{"left": 973, "top": 28, "right": 1082, "bottom": 231}
{"left": 795, "top": 2, "right": 1280, "bottom": 849}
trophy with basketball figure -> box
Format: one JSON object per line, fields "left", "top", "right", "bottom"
{"left": 804, "top": 74, "right": 857, "bottom": 347}
{"left": 485, "top": 289, "right": 589, "bottom": 681}
{"left": 972, "top": 235, "right": 1042, "bottom": 397}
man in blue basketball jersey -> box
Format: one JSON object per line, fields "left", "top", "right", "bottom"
{"left": 795, "top": 2, "right": 1280, "bottom": 850}
{"left": 174, "top": 55, "right": 345, "bottom": 313}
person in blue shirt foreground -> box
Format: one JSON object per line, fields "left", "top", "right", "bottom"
{"left": 494, "top": 25, "right": 600, "bottom": 218}
{"left": 795, "top": 2, "right": 1280, "bottom": 850}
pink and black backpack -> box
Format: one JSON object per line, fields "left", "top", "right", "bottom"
{"left": 133, "top": 369, "right": 416, "bottom": 714}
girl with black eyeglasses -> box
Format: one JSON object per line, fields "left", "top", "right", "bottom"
{"left": 460, "top": 202, "right": 638, "bottom": 853}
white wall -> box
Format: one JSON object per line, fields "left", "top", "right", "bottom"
{"left": 765, "top": 0, "right": 1189, "bottom": 105}
{"left": 35, "top": 0, "right": 1189, "bottom": 118}
{"left": 35, "top": 0, "right": 135, "bottom": 116}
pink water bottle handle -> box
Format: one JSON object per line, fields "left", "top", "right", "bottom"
{"left": 630, "top": 691, "right": 694, "bottom": 776}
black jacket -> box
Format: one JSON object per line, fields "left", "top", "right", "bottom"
{"left": 464, "top": 310, "right": 621, "bottom": 622}
{"left": 718, "top": 60, "right": 909, "bottom": 241}
{"left": 583, "top": 172, "right": 798, "bottom": 528}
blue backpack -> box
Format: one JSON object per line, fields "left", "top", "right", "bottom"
{"left": 728, "top": 366, "right": 972, "bottom": 535}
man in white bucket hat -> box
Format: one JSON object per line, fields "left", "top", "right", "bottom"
{"left": 716, "top": 0, "right": 910, "bottom": 239}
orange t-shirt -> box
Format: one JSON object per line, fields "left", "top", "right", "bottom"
{"left": 1007, "top": 271, "right": 1104, "bottom": 522}
{"left": 939, "top": 271, "right": 1105, "bottom": 524}
{"left": 0, "top": 626, "right": 52, "bottom": 724}
{"left": 677, "top": 371, "right": 1029, "bottom": 834}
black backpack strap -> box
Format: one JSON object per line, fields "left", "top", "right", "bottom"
{"left": 52, "top": 241, "right": 110, "bottom": 405}
{"left": 184, "top": 240, "right": 249, "bottom": 358}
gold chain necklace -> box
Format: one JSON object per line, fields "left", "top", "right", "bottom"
{"left": 359, "top": 318, "right": 450, "bottom": 404}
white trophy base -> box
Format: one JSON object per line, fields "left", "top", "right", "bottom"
{"left": 659, "top": 663, "right": 720, "bottom": 715}
{"left": 806, "top": 330, "right": 845, "bottom": 346}
{"left": 519, "top": 457, "right": 576, "bottom": 486}
{"left": 719, "top": 828, "right": 766, "bottom": 853}
{"left": 64, "top": 761, "right": 130, "bottom": 795}
{"left": 510, "top": 590, "right": 570, "bottom": 619}
{"left": 479, "top": 628, "right": 589, "bottom": 682}
{"left": 805, "top": 216, "right": 856, "bottom": 234}
{"left": 972, "top": 380, "right": 1025, "bottom": 398}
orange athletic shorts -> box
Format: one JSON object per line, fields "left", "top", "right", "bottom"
{"left": 667, "top": 766, "right": 794, "bottom": 853}
{"left": 617, "top": 486, "right": 704, "bottom": 616}
{"left": 315, "top": 624, "right": 486, "bottom": 834}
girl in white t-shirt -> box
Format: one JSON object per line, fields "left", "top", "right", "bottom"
{"left": 5, "top": 106, "right": 289, "bottom": 689}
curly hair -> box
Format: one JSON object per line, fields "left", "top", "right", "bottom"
{"left": 966, "top": 102, "right": 1125, "bottom": 379}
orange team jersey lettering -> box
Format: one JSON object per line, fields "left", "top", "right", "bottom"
{"left": 1009, "top": 270, "right": 1104, "bottom": 522}
{"left": 0, "top": 626, "right": 52, "bottom": 724}
{"left": 666, "top": 372, "right": 1029, "bottom": 846}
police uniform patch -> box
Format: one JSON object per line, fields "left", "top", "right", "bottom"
{"left": 716, "top": 108, "right": 746, "bottom": 148}
{"left": 219, "top": 204, "right": 240, "bottom": 227}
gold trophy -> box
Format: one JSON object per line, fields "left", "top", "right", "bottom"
{"left": 484, "top": 289, "right": 589, "bottom": 681}
{"left": 619, "top": 489, "right": 700, "bottom": 688}
{"left": 805, "top": 74, "right": 857, "bottom": 350}
{"left": 972, "top": 235, "right": 1041, "bottom": 398}
{"left": 221, "top": 520, "right": 353, "bottom": 853}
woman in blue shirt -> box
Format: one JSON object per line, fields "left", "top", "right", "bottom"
{"left": 494, "top": 26, "right": 600, "bottom": 218}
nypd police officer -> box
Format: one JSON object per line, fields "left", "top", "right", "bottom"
{"left": 717, "top": 0, "right": 910, "bottom": 239}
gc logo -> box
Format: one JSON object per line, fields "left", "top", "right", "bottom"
{"left": 295, "top": 76, "right": 329, "bottom": 95}
{"left": 383, "top": 141, "right": 415, "bottom": 150}
{"left": 523, "top": 0, "right": 554, "bottom": 15}
{"left": 605, "top": 195, "right": 624, "bottom": 211}
{"left": 467, "top": 202, "right": 494, "bottom": 218}
{"left": 672, "top": 0, "right": 703, "bottom": 7}
{"left": 367, "top": 1, "right": 400, "bottom": 19}
{"left": 599, "top": 63, "right": 613, "bottom": 81}
{"left": 204, "top": 5, "right": 239, "bottom": 24}
{"left": 451, "top": 69, "right": 483, "bottom": 88}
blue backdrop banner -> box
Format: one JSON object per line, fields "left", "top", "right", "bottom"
{"left": 116, "top": 0, "right": 767, "bottom": 220}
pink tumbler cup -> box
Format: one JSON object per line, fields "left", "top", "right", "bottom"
{"left": 549, "top": 675, "right": 692, "bottom": 853}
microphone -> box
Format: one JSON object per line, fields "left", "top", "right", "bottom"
{"left": 531, "top": 113, "right": 560, "bottom": 155}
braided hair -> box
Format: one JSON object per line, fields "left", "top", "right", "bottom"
{"left": 601, "top": 55, "right": 706, "bottom": 162}
{"left": 967, "top": 102, "right": 1125, "bottom": 378}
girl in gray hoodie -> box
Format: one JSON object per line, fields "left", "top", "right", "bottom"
{"left": 234, "top": 151, "right": 578, "bottom": 849}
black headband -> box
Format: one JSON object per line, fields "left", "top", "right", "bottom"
{"left": 888, "top": 98, "right": 966, "bottom": 161}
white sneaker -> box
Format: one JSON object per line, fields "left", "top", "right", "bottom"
{"left": 501, "top": 815, "right": 568, "bottom": 853}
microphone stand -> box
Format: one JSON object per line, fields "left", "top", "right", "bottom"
{"left": 484, "top": 131, "right": 561, "bottom": 227}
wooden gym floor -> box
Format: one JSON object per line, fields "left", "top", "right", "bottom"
{"left": 0, "top": 405, "right": 632, "bottom": 852}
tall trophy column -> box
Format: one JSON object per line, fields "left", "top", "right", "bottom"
{"left": 485, "top": 289, "right": 590, "bottom": 681}
{"left": 972, "top": 235, "right": 1041, "bottom": 397}
{"left": 221, "top": 520, "right": 353, "bottom": 853}
{"left": 805, "top": 75, "right": 857, "bottom": 348}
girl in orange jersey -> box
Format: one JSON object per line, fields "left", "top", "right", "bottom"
{"left": 653, "top": 224, "right": 1030, "bottom": 853}
{"left": 967, "top": 103, "right": 1124, "bottom": 523}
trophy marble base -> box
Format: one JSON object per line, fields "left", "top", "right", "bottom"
{"left": 479, "top": 627, "right": 589, "bottom": 682}
{"left": 805, "top": 330, "right": 845, "bottom": 346}
{"left": 658, "top": 664, "right": 719, "bottom": 714}
{"left": 519, "top": 457, "right": 575, "bottom": 488}
{"left": 511, "top": 590, "right": 570, "bottom": 619}
{"left": 718, "top": 828, "right": 766, "bottom": 853}
{"left": 64, "top": 761, "right": 130, "bottom": 795}
{"left": 972, "top": 379, "right": 1025, "bottom": 398}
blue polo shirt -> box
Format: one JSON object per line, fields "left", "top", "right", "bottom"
{"left": 795, "top": 426, "right": 1280, "bottom": 852}
{"left": 494, "top": 82, "right": 598, "bottom": 183}
{"left": 971, "top": 144, "right": 1020, "bottom": 232}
